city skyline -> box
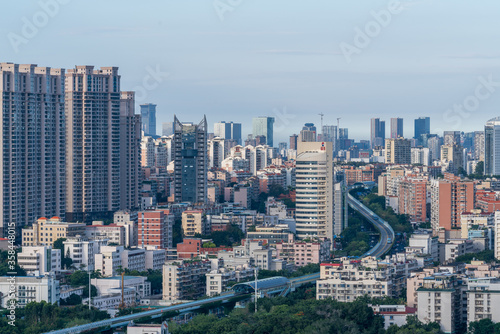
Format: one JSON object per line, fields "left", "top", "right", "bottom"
{"left": 3, "top": 2, "right": 500, "bottom": 332}
{"left": 3, "top": 1, "right": 500, "bottom": 142}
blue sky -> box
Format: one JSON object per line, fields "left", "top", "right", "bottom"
{"left": 2, "top": 0, "right": 500, "bottom": 143}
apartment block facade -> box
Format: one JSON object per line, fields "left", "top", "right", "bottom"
{"left": 0, "top": 63, "right": 66, "bottom": 237}
{"left": 398, "top": 178, "right": 427, "bottom": 223}
{"left": 65, "top": 66, "right": 139, "bottom": 222}
{"left": 295, "top": 141, "right": 333, "bottom": 241}
{"left": 138, "top": 210, "right": 174, "bottom": 249}
{"left": 173, "top": 116, "right": 208, "bottom": 203}
{"left": 162, "top": 260, "right": 212, "bottom": 301}
{"left": 431, "top": 173, "right": 475, "bottom": 235}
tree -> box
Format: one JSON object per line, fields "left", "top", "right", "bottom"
{"left": 0, "top": 250, "right": 26, "bottom": 276}
{"left": 53, "top": 238, "right": 74, "bottom": 270}
{"left": 468, "top": 318, "right": 500, "bottom": 334}
{"left": 60, "top": 294, "right": 82, "bottom": 306}
{"left": 68, "top": 271, "right": 89, "bottom": 286}
{"left": 82, "top": 284, "right": 98, "bottom": 298}
{"left": 475, "top": 161, "right": 484, "bottom": 176}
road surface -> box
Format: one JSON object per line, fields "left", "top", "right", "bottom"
{"left": 347, "top": 193, "right": 395, "bottom": 258}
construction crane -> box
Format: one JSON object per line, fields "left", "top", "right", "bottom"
{"left": 318, "top": 113, "right": 324, "bottom": 129}
{"left": 337, "top": 117, "right": 341, "bottom": 129}
{"left": 119, "top": 272, "right": 126, "bottom": 309}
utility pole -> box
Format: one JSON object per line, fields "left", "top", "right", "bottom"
{"left": 88, "top": 270, "right": 91, "bottom": 310}
{"left": 254, "top": 267, "right": 258, "bottom": 313}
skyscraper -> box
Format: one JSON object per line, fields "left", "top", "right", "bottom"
{"left": 322, "top": 125, "right": 338, "bottom": 152}
{"left": 214, "top": 121, "right": 242, "bottom": 145}
{"left": 484, "top": 117, "right": 500, "bottom": 176}
{"left": 390, "top": 118, "right": 403, "bottom": 138}
{"left": 385, "top": 138, "right": 411, "bottom": 164}
{"left": 173, "top": 116, "right": 208, "bottom": 203}
{"left": 0, "top": 63, "right": 66, "bottom": 236}
{"left": 290, "top": 134, "right": 298, "bottom": 150}
{"left": 66, "top": 66, "right": 139, "bottom": 222}
{"left": 252, "top": 116, "right": 275, "bottom": 147}
{"left": 339, "top": 128, "right": 348, "bottom": 139}
{"left": 414, "top": 117, "right": 430, "bottom": 140}
{"left": 162, "top": 122, "right": 173, "bottom": 137}
{"left": 295, "top": 141, "right": 334, "bottom": 241}
{"left": 300, "top": 123, "right": 317, "bottom": 142}
{"left": 443, "top": 131, "right": 461, "bottom": 146}
{"left": 140, "top": 103, "right": 157, "bottom": 136}
{"left": 208, "top": 137, "right": 225, "bottom": 168}
{"left": 120, "top": 92, "right": 141, "bottom": 210}
{"left": 338, "top": 128, "right": 349, "bottom": 150}
{"left": 370, "top": 118, "right": 385, "bottom": 148}
{"left": 474, "top": 131, "right": 485, "bottom": 161}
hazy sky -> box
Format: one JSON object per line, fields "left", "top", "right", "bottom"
{"left": 2, "top": 0, "right": 500, "bottom": 143}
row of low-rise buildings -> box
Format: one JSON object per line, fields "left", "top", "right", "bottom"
{"left": 316, "top": 255, "right": 500, "bottom": 333}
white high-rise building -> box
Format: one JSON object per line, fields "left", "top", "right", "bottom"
{"left": 114, "top": 210, "right": 138, "bottom": 248}
{"left": 295, "top": 141, "right": 334, "bottom": 241}
{"left": 208, "top": 137, "right": 226, "bottom": 168}
{"left": 334, "top": 181, "right": 348, "bottom": 236}
{"left": 495, "top": 212, "right": 500, "bottom": 260}
{"left": 0, "top": 63, "right": 66, "bottom": 237}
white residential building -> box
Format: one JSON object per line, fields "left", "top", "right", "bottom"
{"left": 86, "top": 287, "right": 135, "bottom": 310}
{"left": 466, "top": 278, "right": 500, "bottom": 325}
{"left": 206, "top": 267, "right": 255, "bottom": 296}
{"left": 0, "top": 275, "right": 60, "bottom": 308}
{"left": 163, "top": 260, "right": 212, "bottom": 301}
{"left": 295, "top": 141, "right": 334, "bottom": 241}
{"left": 416, "top": 272, "right": 463, "bottom": 334}
{"left": 439, "top": 239, "right": 474, "bottom": 264}
{"left": 92, "top": 275, "right": 151, "bottom": 299}
{"left": 85, "top": 222, "right": 125, "bottom": 245}
{"left": 371, "top": 304, "right": 417, "bottom": 329}
{"left": 64, "top": 236, "right": 107, "bottom": 271}
{"left": 145, "top": 247, "right": 167, "bottom": 271}
{"left": 495, "top": 211, "right": 500, "bottom": 260}
{"left": 94, "top": 245, "right": 124, "bottom": 277}
{"left": 18, "top": 246, "right": 61, "bottom": 276}
{"left": 316, "top": 257, "right": 394, "bottom": 302}
{"left": 406, "top": 232, "right": 439, "bottom": 261}
{"left": 121, "top": 248, "right": 146, "bottom": 272}
{"left": 114, "top": 210, "right": 138, "bottom": 247}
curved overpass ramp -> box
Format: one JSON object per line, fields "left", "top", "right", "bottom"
{"left": 347, "top": 193, "right": 395, "bottom": 258}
